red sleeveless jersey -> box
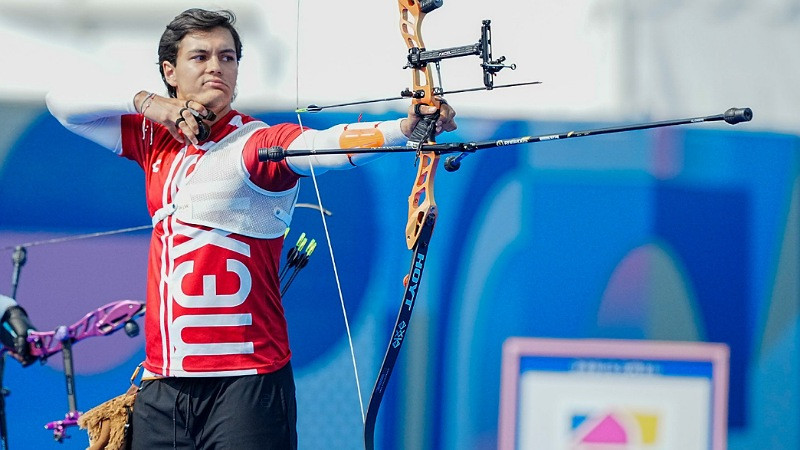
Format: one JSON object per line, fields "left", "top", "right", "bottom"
{"left": 120, "top": 110, "right": 302, "bottom": 376}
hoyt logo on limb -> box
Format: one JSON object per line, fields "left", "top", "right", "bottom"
{"left": 404, "top": 253, "right": 426, "bottom": 311}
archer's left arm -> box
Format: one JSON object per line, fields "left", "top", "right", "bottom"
{"left": 286, "top": 102, "right": 457, "bottom": 176}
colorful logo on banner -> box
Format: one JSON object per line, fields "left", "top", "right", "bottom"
{"left": 571, "top": 410, "right": 659, "bottom": 448}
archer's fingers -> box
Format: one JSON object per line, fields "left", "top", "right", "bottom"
{"left": 416, "top": 105, "right": 439, "bottom": 116}
{"left": 435, "top": 101, "right": 457, "bottom": 134}
{"left": 184, "top": 100, "right": 210, "bottom": 120}
{"left": 437, "top": 119, "right": 458, "bottom": 133}
{"left": 175, "top": 108, "right": 200, "bottom": 146}
{"left": 165, "top": 124, "right": 185, "bottom": 145}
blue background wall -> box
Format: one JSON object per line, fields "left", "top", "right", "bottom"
{"left": 0, "top": 105, "right": 796, "bottom": 449}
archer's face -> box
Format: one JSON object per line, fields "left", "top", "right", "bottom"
{"left": 162, "top": 27, "right": 239, "bottom": 114}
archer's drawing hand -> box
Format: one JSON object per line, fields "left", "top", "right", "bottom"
{"left": 134, "top": 92, "right": 215, "bottom": 146}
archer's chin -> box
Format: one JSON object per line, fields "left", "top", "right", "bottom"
{"left": 199, "top": 90, "right": 233, "bottom": 111}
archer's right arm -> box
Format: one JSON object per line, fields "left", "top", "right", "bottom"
{"left": 45, "top": 86, "right": 142, "bottom": 154}
{"left": 46, "top": 85, "right": 208, "bottom": 153}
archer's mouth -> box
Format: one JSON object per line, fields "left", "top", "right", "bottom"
{"left": 204, "top": 80, "right": 229, "bottom": 89}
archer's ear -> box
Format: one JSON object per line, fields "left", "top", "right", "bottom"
{"left": 162, "top": 61, "right": 178, "bottom": 88}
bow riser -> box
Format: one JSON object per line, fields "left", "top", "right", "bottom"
{"left": 21, "top": 300, "right": 145, "bottom": 360}
{"left": 398, "top": 2, "right": 436, "bottom": 108}
{"left": 398, "top": 0, "right": 443, "bottom": 250}
{"left": 405, "top": 153, "right": 439, "bottom": 249}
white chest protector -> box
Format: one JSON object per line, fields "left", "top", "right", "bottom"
{"left": 152, "top": 120, "right": 299, "bottom": 239}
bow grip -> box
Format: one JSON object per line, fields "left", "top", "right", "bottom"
{"left": 420, "top": 0, "right": 444, "bottom": 13}
{"left": 408, "top": 104, "right": 440, "bottom": 145}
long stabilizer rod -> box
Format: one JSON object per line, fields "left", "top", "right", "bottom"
{"left": 258, "top": 107, "right": 753, "bottom": 170}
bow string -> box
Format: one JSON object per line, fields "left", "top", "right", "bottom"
{"left": 291, "top": 0, "right": 368, "bottom": 428}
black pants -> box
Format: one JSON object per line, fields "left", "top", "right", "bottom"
{"left": 131, "top": 363, "right": 297, "bottom": 450}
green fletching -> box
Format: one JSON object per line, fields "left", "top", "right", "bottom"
{"left": 306, "top": 240, "right": 317, "bottom": 256}
{"left": 295, "top": 233, "right": 307, "bottom": 251}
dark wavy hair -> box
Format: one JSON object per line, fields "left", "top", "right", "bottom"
{"left": 158, "top": 9, "right": 243, "bottom": 98}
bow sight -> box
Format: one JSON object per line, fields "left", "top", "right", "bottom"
{"left": 296, "top": 17, "right": 540, "bottom": 113}
{"left": 403, "top": 20, "right": 519, "bottom": 95}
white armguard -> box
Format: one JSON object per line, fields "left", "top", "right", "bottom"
{"left": 286, "top": 118, "right": 406, "bottom": 176}
{"left": 46, "top": 84, "right": 140, "bottom": 154}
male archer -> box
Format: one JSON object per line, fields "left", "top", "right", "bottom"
{"left": 46, "top": 8, "right": 456, "bottom": 449}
